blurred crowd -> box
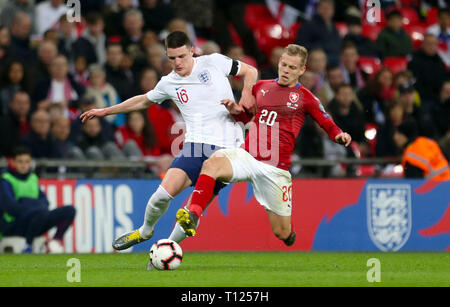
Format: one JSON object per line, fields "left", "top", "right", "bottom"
{"left": 0, "top": 0, "right": 448, "bottom": 178}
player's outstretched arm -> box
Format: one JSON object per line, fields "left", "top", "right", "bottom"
{"left": 80, "top": 94, "right": 154, "bottom": 123}
{"left": 236, "top": 62, "right": 258, "bottom": 114}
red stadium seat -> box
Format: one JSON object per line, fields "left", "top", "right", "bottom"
{"left": 227, "top": 23, "right": 243, "bottom": 46}
{"left": 405, "top": 23, "right": 427, "bottom": 50}
{"left": 361, "top": 23, "right": 384, "bottom": 41}
{"left": 358, "top": 56, "right": 382, "bottom": 76}
{"left": 399, "top": 7, "right": 420, "bottom": 25}
{"left": 335, "top": 22, "right": 348, "bottom": 37}
{"left": 254, "top": 22, "right": 296, "bottom": 58}
{"left": 383, "top": 56, "right": 409, "bottom": 74}
{"left": 245, "top": 4, "right": 276, "bottom": 30}
{"left": 426, "top": 7, "right": 439, "bottom": 25}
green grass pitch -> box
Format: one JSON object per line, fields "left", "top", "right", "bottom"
{"left": 0, "top": 252, "right": 449, "bottom": 287}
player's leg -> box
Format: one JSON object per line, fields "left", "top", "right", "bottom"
{"left": 112, "top": 167, "right": 191, "bottom": 250}
{"left": 176, "top": 151, "right": 234, "bottom": 236}
{"left": 266, "top": 210, "right": 296, "bottom": 246}
{"left": 139, "top": 167, "right": 192, "bottom": 237}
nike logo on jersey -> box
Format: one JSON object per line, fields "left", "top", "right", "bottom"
{"left": 175, "top": 86, "right": 182, "bottom": 91}
{"left": 193, "top": 190, "right": 203, "bottom": 194}
{"left": 261, "top": 89, "right": 269, "bottom": 96}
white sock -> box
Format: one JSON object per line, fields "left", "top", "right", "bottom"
{"left": 138, "top": 185, "right": 173, "bottom": 239}
{"left": 168, "top": 213, "right": 201, "bottom": 244}
{"left": 168, "top": 222, "right": 187, "bottom": 244}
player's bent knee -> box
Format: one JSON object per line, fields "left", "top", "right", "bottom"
{"left": 201, "top": 155, "right": 224, "bottom": 175}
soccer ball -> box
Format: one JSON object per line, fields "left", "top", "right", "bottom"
{"left": 149, "top": 239, "right": 183, "bottom": 270}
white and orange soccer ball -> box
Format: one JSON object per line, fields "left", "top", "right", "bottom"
{"left": 149, "top": 239, "right": 183, "bottom": 270}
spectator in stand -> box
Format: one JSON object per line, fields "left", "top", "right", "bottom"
{"left": 33, "top": 55, "right": 86, "bottom": 114}
{"left": 104, "top": 0, "right": 135, "bottom": 37}
{"left": 212, "top": 0, "right": 267, "bottom": 66}
{"left": 296, "top": 0, "right": 342, "bottom": 66}
{"left": 32, "top": 40, "right": 58, "bottom": 83}
{"left": 75, "top": 117, "right": 125, "bottom": 160}
{"left": 69, "top": 95, "right": 115, "bottom": 145}
{"left": 86, "top": 64, "right": 124, "bottom": 128}
{"left": 327, "top": 83, "right": 366, "bottom": 144}
{"left": 342, "top": 14, "right": 379, "bottom": 58}
{"left": 21, "top": 109, "right": 63, "bottom": 159}
{"left": 339, "top": 42, "right": 367, "bottom": 90}
{"left": 145, "top": 43, "right": 166, "bottom": 77}
{"left": 200, "top": 40, "right": 221, "bottom": 56}
{"left": 375, "top": 8, "right": 413, "bottom": 59}
{"left": 9, "top": 11, "right": 35, "bottom": 61}
{"left": 34, "top": 0, "right": 68, "bottom": 36}
{"left": 306, "top": 48, "right": 328, "bottom": 93}
{"left": 434, "top": 80, "right": 450, "bottom": 140}
{"left": 316, "top": 64, "right": 345, "bottom": 107}
{"left": 260, "top": 46, "right": 284, "bottom": 80}
{"left": 376, "top": 101, "right": 404, "bottom": 157}
{"left": 121, "top": 8, "right": 145, "bottom": 61}
{"left": 114, "top": 110, "right": 159, "bottom": 158}
{"left": 139, "top": 0, "right": 174, "bottom": 34}
{"left": 408, "top": 33, "right": 448, "bottom": 110}
{"left": 0, "top": 0, "right": 35, "bottom": 31}
{"left": 0, "top": 26, "right": 11, "bottom": 65}
{"left": 357, "top": 67, "right": 394, "bottom": 125}
{"left": 0, "top": 146, "right": 76, "bottom": 253}
{"left": 56, "top": 15, "right": 77, "bottom": 62}
{"left": 0, "top": 59, "right": 33, "bottom": 116}
{"left": 171, "top": 0, "right": 214, "bottom": 40}
{"left": 427, "top": 7, "right": 450, "bottom": 69}
{"left": 51, "top": 116, "right": 84, "bottom": 159}
{"left": 104, "top": 42, "right": 135, "bottom": 101}
{"left": 70, "top": 55, "right": 90, "bottom": 88}
{"left": 392, "top": 70, "right": 421, "bottom": 107}
{"left": 300, "top": 70, "right": 319, "bottom": 92}
{"left": 0, "top": 91, "right": 32, "bottom": 157}
{"left": 396, "top": 82, "right": 431, "bottom": 136}
{"left": 72, "top": 12, "right": 107, "bottom": 66}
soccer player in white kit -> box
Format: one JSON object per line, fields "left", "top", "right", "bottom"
{"left": 80, "top": 31, "right": 258, "bottom": 250}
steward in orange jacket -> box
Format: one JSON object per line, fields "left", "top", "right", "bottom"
{"left": 394, "top": 120, "right": 450, "bottom": 180}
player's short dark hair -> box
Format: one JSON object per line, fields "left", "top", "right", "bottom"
{"left": 11, "top": 145, "right": 31, "bottom": 158}
{"left": 165, "top": 31, "right": 192, "bottom": 50}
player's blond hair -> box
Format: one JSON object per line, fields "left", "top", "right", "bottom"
{"left": 284, "top": 44, "right": 308, "bottom": 68}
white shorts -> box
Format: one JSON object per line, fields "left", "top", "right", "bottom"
{"left": 219, "top": 148, "right": 293, "bottom": 216}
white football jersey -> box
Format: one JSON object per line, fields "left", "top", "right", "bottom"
{"left": 146, "top": 53, "right": 244, "bottom": 148}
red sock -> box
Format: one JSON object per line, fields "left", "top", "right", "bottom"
{"left": 189, "top": 174, "right": 216, "bottom": 218}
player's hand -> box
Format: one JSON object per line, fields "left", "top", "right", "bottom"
{"left": 238, "top": 90, "right": 257, "bottom": 115}
{"left": 335, "top": 132, "right": 352, "bottom": 147}
{"left": 80, "top": 108, "right": 108, "bottom": 123}
{"left": 221, "top": 99, "right": 244, "bottom": 115}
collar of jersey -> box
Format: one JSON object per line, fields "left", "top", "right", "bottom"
{"left": 274, "top": 78, "right": 301, "bottom": 87}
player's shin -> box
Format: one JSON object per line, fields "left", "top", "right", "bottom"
{"left": 138, "top": 185, "right": 173, "bottom": 239}
{"left": 189, "top": 174, "right": 216, "bottom": 218}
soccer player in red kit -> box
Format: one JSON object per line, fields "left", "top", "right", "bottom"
{"left": 175, "top": 44, "right": 352, "bottom": 246}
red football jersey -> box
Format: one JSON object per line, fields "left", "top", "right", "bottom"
{"left": 242, "top": 79, "right": 343, "bottom": 170}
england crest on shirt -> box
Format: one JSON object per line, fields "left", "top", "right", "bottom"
{"left": 366, "top": 184, "right": 412, "bottom": 251}
{"left": 198, "top": 70, "right": 212, "bottom": 85}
